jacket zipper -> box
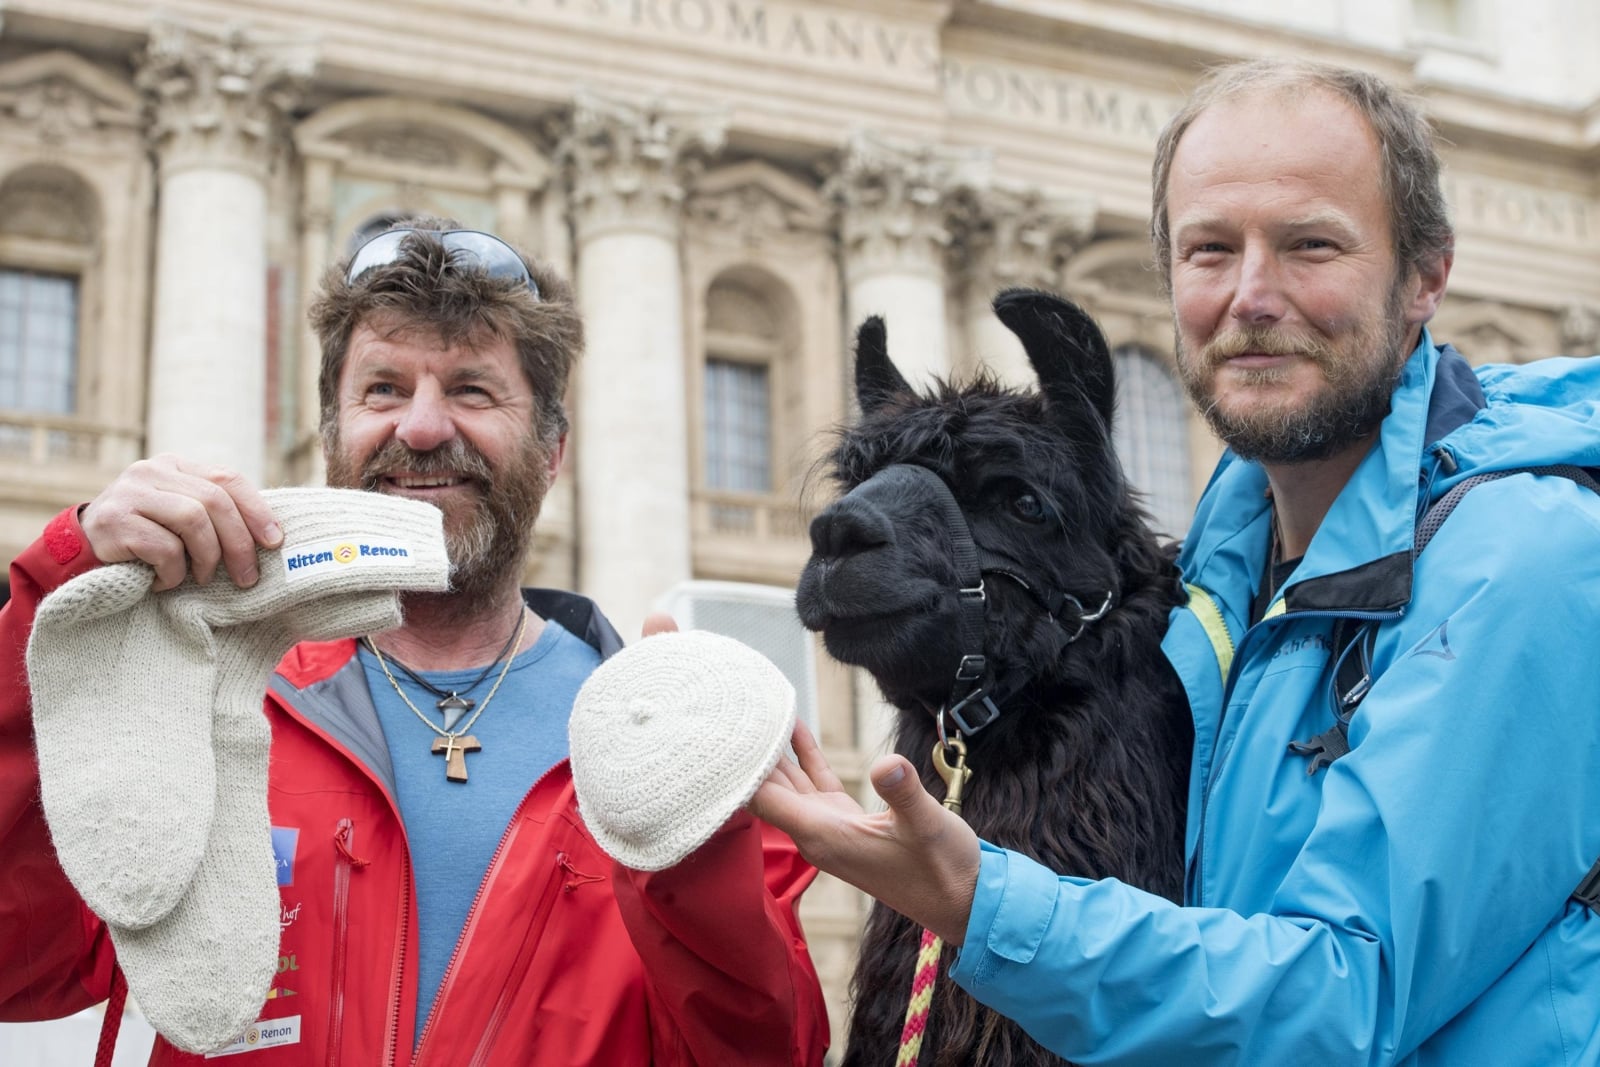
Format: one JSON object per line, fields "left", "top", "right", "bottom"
{"left": 1183, "top": 586, "right": 1237, "bottom": 905}
{"left": 1189, "top": 457, "right": 1445, "bottom": 903}
{"left": 384, "top": 850, "right": 410, "bottom": 1067}
{"left": 328, "top": 819, "right": 369, "bottom": 1066}
{"left": 1190, "top": 605, "right": 1399, "bottom": 905}
{"left": 412, "top": 762, "right": 569, "bottom": 1066}
{"left": 466, "top": 850, "right": 575, "bottom": 1067}
{"left": 1190, "top": 613, "right": 1294, "bottom": 904}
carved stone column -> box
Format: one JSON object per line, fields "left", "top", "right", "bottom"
{"left": 827, "top": 131, "right": 989, "bottom": 390}
{"left": 565, "top": 90, "right": 725, "bottom": 638}
{"left": 138, "top": 20, "right": 313, "bottom": 480}
{"left": 959, "top": 184, "right": 1095, "bottom": 386}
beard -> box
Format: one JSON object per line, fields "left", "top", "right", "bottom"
{"left": 324, "top": 432, "right": 554, "bottom": 604}
{"left": 1176, "top": 283, "right": 1412, "bottom": 464}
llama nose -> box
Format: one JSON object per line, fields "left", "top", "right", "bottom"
{"left": 809, "top": 498, "right": 892, "bottom": 561}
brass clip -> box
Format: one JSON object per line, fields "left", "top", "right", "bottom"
{"left": 931, "top": 736, "right": 972, "bottom": 815}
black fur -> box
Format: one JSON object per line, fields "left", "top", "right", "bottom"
{"left": 797, "top": 289, "right": 1193, "bottom": 1067}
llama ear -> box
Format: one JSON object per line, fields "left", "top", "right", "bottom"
{"left": 992, "top": 287, "right": 1116, "bottom": 435}
{"left": 854, "top": 315, "right": 912, "bottom": 415}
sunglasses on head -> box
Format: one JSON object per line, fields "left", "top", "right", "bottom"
{"left": 345, "top": 228, "right": 540, "bottom": 298}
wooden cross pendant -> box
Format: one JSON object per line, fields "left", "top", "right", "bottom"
{"left": 432, "top": 734, "right": 482, "bottom": 783}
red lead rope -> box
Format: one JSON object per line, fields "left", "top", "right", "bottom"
{"left": 94, "top": 964, "right": 128, "bottom": 1067}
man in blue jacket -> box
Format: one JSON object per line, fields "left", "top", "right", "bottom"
{"left": 753, "top": 58, "right": 1600, "bottom": 1065}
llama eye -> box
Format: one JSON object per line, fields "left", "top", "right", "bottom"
{"left": 1011, "top": 492, "right": 1047, "bottom": 523}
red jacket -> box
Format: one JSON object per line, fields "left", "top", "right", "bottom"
{"left": 1, "top": 507, "right": 829, "bottom": 1066}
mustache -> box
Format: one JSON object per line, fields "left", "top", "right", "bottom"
{"left": 358, "top": 437, "right": 493, "bottom": 488}
{"left": 1201, "top": 326, "right": 1333, "bottom": 366}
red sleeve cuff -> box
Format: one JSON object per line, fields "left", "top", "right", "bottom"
{"left": 42, "top": 507, "right": 87, "bottom": 566}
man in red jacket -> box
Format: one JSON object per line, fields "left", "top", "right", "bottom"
{"left": 0, "top": 221, "right": 829, "bottom": 1065}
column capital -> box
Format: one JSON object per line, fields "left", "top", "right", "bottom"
{"left": 827, "top": 130, "right": 990, "bottom": 284}
{"left": 563, "top": 89, "right": 727, "bottom": 242}
{"left": 137, "top": 19, "right": 315, "bottom": 180}
{"left": 958, "top": 182, "right": 1096, "bottom": 295}
{"left": 1561, "top": 300, "right": 1600, "bottom": 354}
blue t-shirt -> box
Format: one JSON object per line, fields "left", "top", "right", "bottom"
{"left": 357, "top": 618, "right": 601, "bottom": 1042}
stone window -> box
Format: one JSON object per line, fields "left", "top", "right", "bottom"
{"left": 0, "top": 268, "right": 78, "bottom": 414}
{"left": 0, "top": 165, "right": 101, "bottom": 464}
{"left": 699, "top": 275, "right": 788, "bottom": 499}
{"left": 1112, "top": 343, "right": 1190, "bottom": 538}
{"left": 692, "top": 269, "right": 812, "bottom": 548}
{"left": 704, "top": 356, "right": 773, "bottom": 493}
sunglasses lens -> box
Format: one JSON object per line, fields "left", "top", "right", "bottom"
{"left": 345, "top": 229, "right": 411, "bottom": 284}
{"left": 345, "top": 229, "right": 539, "bottom": 299}
{"left": 441, "top": 232, "right": 541, "bottom": 298}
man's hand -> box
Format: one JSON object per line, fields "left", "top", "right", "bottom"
{"left": 79, "top": 454, "right": 283, "bottom": 591}
{"left": 750, "top": 720, "right": 981, "bottom": 945}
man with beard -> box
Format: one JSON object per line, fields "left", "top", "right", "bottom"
{"left": 750, "top": 59, "right": 1600, "bottom": 1064}
{"left": 0, "top": 221, "right": 829, "bottom": 1064}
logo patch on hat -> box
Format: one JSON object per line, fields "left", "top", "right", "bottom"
{"left": 283, "top": 537, "right": 414, "bottom": 581}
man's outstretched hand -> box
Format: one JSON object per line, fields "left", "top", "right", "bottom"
{"left": 749, "top": 720, "right": 981, "bottom": 945}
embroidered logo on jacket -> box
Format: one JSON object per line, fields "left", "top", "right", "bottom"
{"left": 1269, "top": 631, "right": 1333, "bottom": 663}
{"left": 271, "top": 827, "right": 299, "bottom": 887}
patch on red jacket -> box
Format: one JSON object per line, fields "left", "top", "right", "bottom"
{"left": 44, "top": 510, "right": 84, "bottom": 564}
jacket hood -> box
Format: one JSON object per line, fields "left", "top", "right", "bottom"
{"left": 1176, "top": 330, "right": 1600, "bottom": 618}
{"left": 1438, "top": 354, "right": 1600, "bottom": 486}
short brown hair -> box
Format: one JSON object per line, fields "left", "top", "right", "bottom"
{"left": 1150, "top": 59, "right": 1453, "bottom": 290}
{"left": 310, "top": 217, "right": 582, "bottom": 446}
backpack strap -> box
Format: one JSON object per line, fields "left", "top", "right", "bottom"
{"left": 1575, "top": 858, "right": 1600, "bottom": 913}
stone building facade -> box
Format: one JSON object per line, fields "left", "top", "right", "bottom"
{"left": 1, "top": 0, "right": 1596, "bottom": 1054}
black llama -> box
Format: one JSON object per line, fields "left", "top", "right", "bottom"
{"left": 796, "top": 289, "right": 1193, "bottom": 1067}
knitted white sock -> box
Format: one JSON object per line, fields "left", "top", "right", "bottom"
{"left": 108, "top": 590, "right": 405, "bottom": 1053}
{"left": 27, "top": 488, "right": 449, "bottom": 931}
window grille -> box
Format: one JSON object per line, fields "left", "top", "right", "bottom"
{"left": 0, "top": 269, "right": 78, "bottom": 414}
{"left": 703, "top": 357, "right": 773, "bottom": 493}
{"left": 1112, "top": 344, "right": 1190, "bottom": 538}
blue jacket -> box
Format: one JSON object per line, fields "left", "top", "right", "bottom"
{"left": 949, "top": 333, "right": 1600, "bottom": 1065}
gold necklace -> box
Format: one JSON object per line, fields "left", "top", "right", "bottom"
{"left": 378, "top": 605, "right": 523, "bottom": 719}
{"left": 366, "top": 608, "right": 528, "bottom": 783}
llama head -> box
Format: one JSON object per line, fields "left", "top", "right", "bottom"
{"left": 797, "top": 288, "right": 1151, "bottom": 714}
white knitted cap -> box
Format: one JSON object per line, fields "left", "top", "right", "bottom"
{"left": 569, "top": 630, "right": 795, "bottom": 871}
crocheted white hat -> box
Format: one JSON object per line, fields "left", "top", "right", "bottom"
{"left": 569, "top": 630, "right": 795, "bottom": 871}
